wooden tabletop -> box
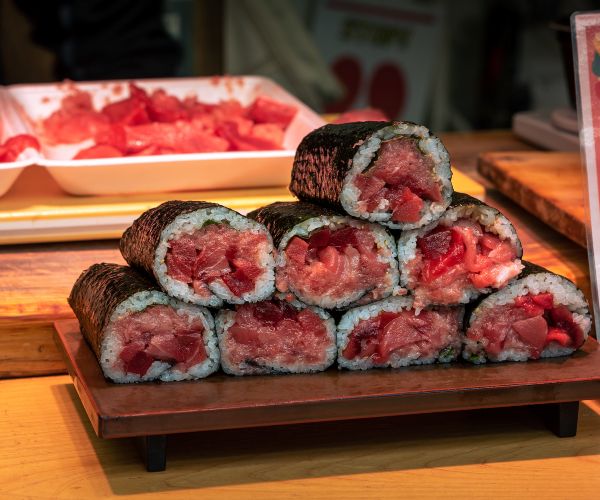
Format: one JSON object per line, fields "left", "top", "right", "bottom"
{"left": 1, "top": 374, "right": 599, "bottom": 499}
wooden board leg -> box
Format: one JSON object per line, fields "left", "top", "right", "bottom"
{"left": 137, "top": 435, "right": 167, "bottom": 472}
{"left": 538, "top": 401, "right": 580, "bottom": 437}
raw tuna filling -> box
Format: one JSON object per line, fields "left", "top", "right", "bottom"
{"left": 166, "top": 223, "right": 268, "bottom": 298}
{"left": 342, "top": 308, "right": 461, "bottom": 363}
{"left": 407, "top": 220, "right": 523, "bottom": 306}
{"left": 280, "top": 226, "right": 391, "bottom": 304}
{"left": 354, "top": 137, "right": 442, "bottom": 223}
{"left": 468, "top": 293, "right": 585, "bottom": 359}
{"left": 113, "top": 305, "right": 206, "bottom": 376}
{"left": 225, "top": 300, "right": 330, "bottom": 367}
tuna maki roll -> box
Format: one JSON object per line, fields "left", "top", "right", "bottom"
{"left": 464, "top": 261, "right": 591, "bottom": 363}
{"left": 120, "top": 201, "right": 276, "bottom": 307}
{"left": 337, "top": 296, "right": 464, "bottom": 370}
{"left": 68, "top": 263, "right": 219, "bottom": 383}
{"left": 248, "top": 201, "right": 400, "bottom": 309}
{"left": 397, "top": 193, "right": 524, "bottom": 309}
{"left": 216, "top": 296, "right": 336, "bottom": 375}
{"left": 290, "top": 121, "right": 452, "bottom": 230}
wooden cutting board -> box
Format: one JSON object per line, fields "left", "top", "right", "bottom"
{"left": 478, "top": 151, "right": 587, "bottom": 248}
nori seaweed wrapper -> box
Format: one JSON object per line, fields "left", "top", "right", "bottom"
{"left": 247, "top": 201, "right": 345, "bottom": 247}
{"left": 448, "top": 192, "right": 486, "bottom": 210}
{"left": 289, "top": 121, "right": 392, "bottom": 209}
{"left": 68, "top": 263, "right": 160, "bottom": 359}
{"left": 447, "top": 191, "right": 514, "bottom": 214}
{"left": 119, "top": 200, "right": 220, "bottom": 278}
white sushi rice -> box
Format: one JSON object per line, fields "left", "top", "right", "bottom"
{"left": 339, "top": 122, "right": 452, "bottom": 230}
{"left": 463, "top": 272, "right": 592, "bottom": 363}
{"left": 153, "top": 206, "right": 275, "bottom": 307}
{"left": 216, "top": 298, "right": 337, "bottom": 376}
{"left": 337, "top": 296, "right": 464, "bottom": 370}
{"left": 101, "top": 290, "right": 219, "bottom": 383}
{"left": 397, "top": 201, "right": 523, "bottom": 308}
{"left": 276, "top": 215, "right": 400, "bottom": 309}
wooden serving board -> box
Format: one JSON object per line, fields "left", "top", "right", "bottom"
{"left": 478, "top": 151, "right": 587, "bottom": 247}
{"left": 54, "top": 319, "right": 600, "bottom": 471}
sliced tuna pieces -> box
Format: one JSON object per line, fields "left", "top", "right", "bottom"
{"left": 68, "top": 263, "right": 219, "bottom": 383}
{"left": 248, "top": 201, "right": 400, "bottom": 309}
{"left": 120, "top": 201, "right": 276, "bottom": 307}
{"left": 337, "top": 296, "right": 464, "bottom": 370}
{"left": 398, "top": 192, "right": 524, "bottom": 309}
{"left": 217, "top": 297, "right": 336, "bottom": 375}
{"left": 464, "top": 261, "right": 591, "bottom": 363}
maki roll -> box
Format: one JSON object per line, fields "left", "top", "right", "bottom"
{"left": 464, "top": 261, "right": 591, "bottom": 363}
{"left": 68, "top": 263, "right": 219, "bottom": 383}
{"left": 248, "top": 201, "right": 400, "bottom": 309}
{"left": 337, "top": 296, "right": 463, "bottom": 370}
{"left": 290, "top": 121, "right": 452, "bottom": 229}
{"left": 397, "top": 193, "right": 524, "bottom": 309}
{"left": 120, "top": 201, "right": 276, "bottom": 307}
{"left": 216, "top": 296, "right": 336, "bottom": 375}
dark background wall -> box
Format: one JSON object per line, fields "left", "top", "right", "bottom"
{"left": 1, "top": 0, "right": 598, "bottom": 130}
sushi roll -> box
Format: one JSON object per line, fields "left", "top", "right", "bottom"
{"left": 397, "top": 193, "right": 524, "bottom": 309}
{"left": 248, "top": 201, "right": 400, "bottom": 309}
{"left": 289, "top": 121, "right": 452, "bottom": 230}
{"left": 337, "top": 296, "right": 464, "bottom": 370}
{"left": 464, "top": 261, "right": 591, "bottom": 363}
{"left": 68, "top": 263, "right": 219, "bottom": 383}
{"left": 120, "top": 201, "right": 276, "bottom": 307}
{"left": 216, "top": 296, "right": 336, "bottom": 375}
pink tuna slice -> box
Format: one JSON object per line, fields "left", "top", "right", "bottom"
{"left": 467, "top": 293, "right": 585, "bottom": 360}
{"left": 166, "top": 223, "right": 268, "bottom": 297}
{"left": 412, "top": 219, "right": 521, "bottom": 307}
{"left": 281, "top": 226, "right": 390, "bottom": 305}
{"left": 511, "top": 315, "right": 548, "bottom": 355}
{"left": 115, "top": 305, "right": 207, "bottom": 377}
{"left": 225, "top": 301, "right": 330, "bottom": 366}
{"left": 354, "top": 137, "right": 442, "bottom": 223}
{"left": 378, "top": 316, "right": 423, "bottom": 357}
{"left": 546, "top": 327, "right": 573, "bottom": 347}
{"left": 343, "top": 308, "right": 460, "bottom": 363}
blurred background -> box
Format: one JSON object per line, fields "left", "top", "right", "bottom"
{"left": 1, "top": 0, "right": 598, "bottom": 131}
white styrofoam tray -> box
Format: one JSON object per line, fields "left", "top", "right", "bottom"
{"left": 0, "top": 89, "right": 41, "bottom": 197}
{"left": 7, "top": 76, "right": 325, "bottom": 196}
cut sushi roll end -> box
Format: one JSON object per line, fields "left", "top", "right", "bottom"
{"left": 153, "top": 206, "right": 276, "bottom": 307}
{"left": 337, "top": 297, "right": 464, "bottom": 370}
{"left": 398, "top": 193, "right": 524, "bottom": 309}
{"left": 68, "top": 263, "right": 219, "bottom": 383}
{"left": 277, "top": 215, "right": 401, "bottom": 309}
{"left": 217, "top": 297, "right": 336, "bottom": 376}
{"left": 339, "top": 122, "right": 452, "bottom": 229}
{"left": 464, "top": 268, "right": 591, "bottom": 363}
{"left": 102, "top": 292, "right": 219, "bottom": 382}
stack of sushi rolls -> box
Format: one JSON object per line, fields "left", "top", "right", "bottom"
{"left": 287, "top": 121, "right": 591, "bottom": 369}
{"left": 69, "top": 120, "right": 592, "bottom": 383}
{"left": 70, "top": 200, "right": 338, "bottom": 382}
